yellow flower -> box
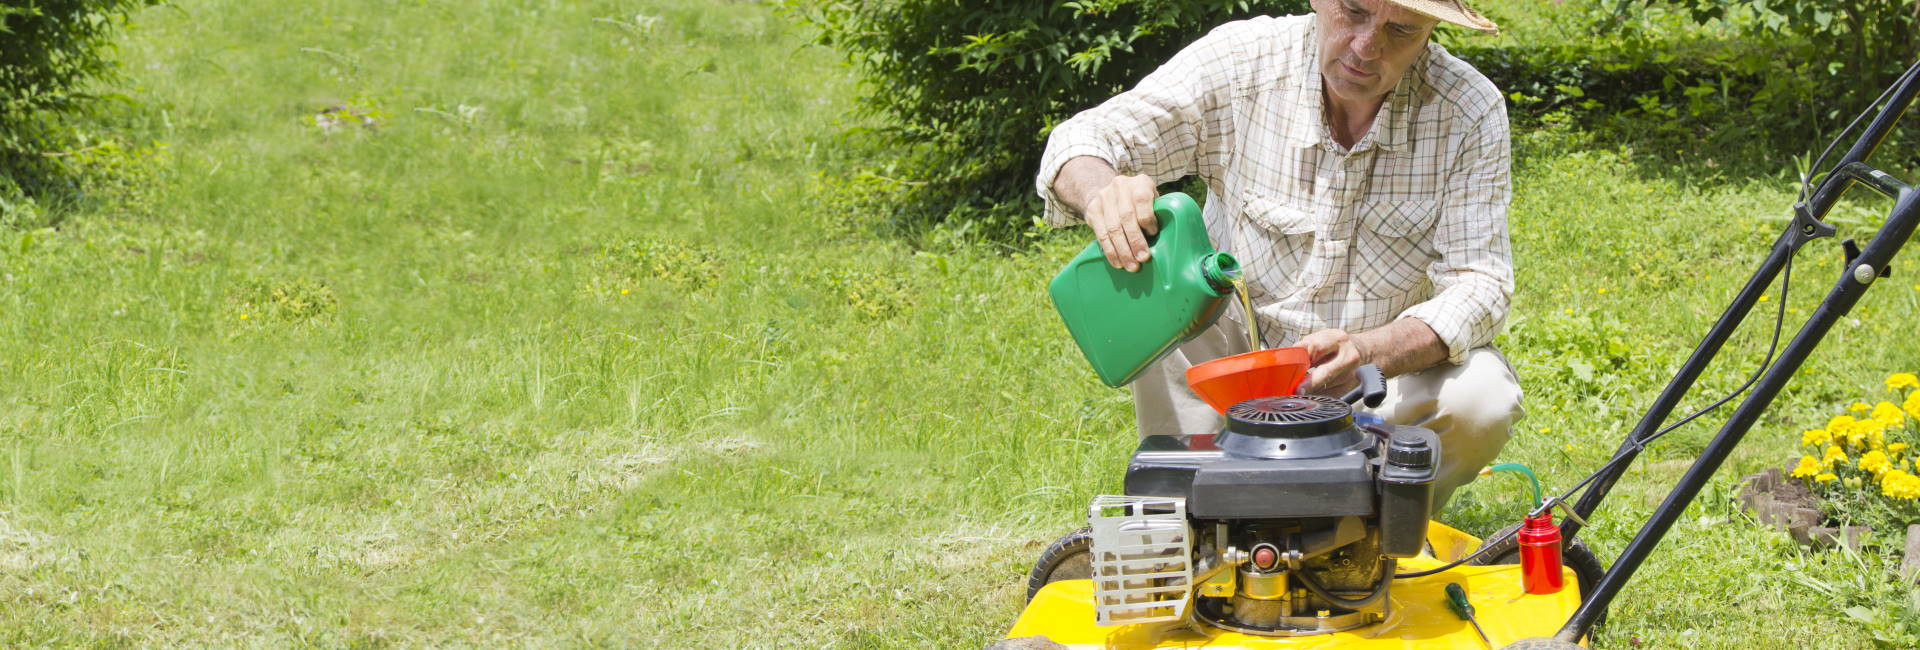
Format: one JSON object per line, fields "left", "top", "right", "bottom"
{"left": 1815, "top": 472, "right": 1838, "bottom": 483}
{"left": 1889, "top": 373, "right": 1920, "bottom": 391}
{"left": 1872, "top": 401, "right": 1904, "bottom": 426}
{"left": 1860, "top": 450, "right": 1892, "bottom": 476}
{"left": 1828, "top": 415, "right": 1859, "bottom": 435}
{"left": 1801, "top": 428, "right": 1831, "bottom": 447}
{"left": 1881, "top": 469, "right": 1920, "bottom": 500}
{"left": 1850, "top": 402, "right": 1873, "bottom": 412}
{"left": 1905, "top": 391, "right": 1920, "bottom": 420}
{"left": 1850, "top": 418, "right": 1887, "bottom": 450}
{"left": 1791, "top": 455, "right": 1821, "bottom": 479}
{"left": 1828, "top": 414, "right": 1880, "bottom": 450}
{"left": 1889, "top": 442, "right": 1911, "bottom": 454}
{"left": 1823, "top": 445, "right": 1849, "bottom": 467}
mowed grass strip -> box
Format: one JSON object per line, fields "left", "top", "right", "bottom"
{"left": 1, "top": 0, "right": 1917, "bottom": 647}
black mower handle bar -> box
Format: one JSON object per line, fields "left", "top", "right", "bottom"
{"left": 1552, "top": 57, "right": 1920, "bottom": 644}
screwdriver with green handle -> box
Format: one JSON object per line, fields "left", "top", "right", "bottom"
{"left": 1445, "top": 582, "right": 1491, "bottom": 648}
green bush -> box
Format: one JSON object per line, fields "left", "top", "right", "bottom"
{"left": 1466, "top": 1, "right": 1920, "bottom": 160}
{"left": 1452, "top": 40, "right": 1784, "bottom": 155}
{"left": 785, "top": 0, "right": 1307, "bottom": 240}
{"left": 0, "top": 0, "right": 158, "bottom": 192}
{"left": 1656, "top": 0, "right": 1918, "bottom": 94}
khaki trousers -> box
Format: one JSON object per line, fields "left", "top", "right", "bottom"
{"left": 1130, "top": 317, "right": 1522, "bottom": 513}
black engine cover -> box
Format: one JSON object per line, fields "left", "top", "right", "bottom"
{"left": 1124, "top": 434, "right": 1377, "bottom": 518}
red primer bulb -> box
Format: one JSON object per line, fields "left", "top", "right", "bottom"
{"left": 1253, "top": 546, "right": 1276, "bottom": 570}
{"left": 1518, "top": 509, "right": 1564, "bottom": 595}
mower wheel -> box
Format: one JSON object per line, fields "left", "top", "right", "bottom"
{"left": 1026, "top": 527, "right": 1094, "bottom": 602}
{"left": 1469, "top": 523, "right": 1607, "bottom": 603}
{"left": 1499, "top": 638, "right": 1584, "bottom": 650}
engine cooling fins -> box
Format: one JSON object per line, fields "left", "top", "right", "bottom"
{"left": 1216, "top": 395, "right": 1364, "bottom": 460}
{"left": 1227, "top": 395, "right": 1350, "bottom": 424}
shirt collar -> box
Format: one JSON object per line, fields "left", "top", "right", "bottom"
{"left": 1283, "top": 19, "right": 1427, "bottom": 154}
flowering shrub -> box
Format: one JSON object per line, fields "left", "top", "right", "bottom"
{"left": 1789, "top": 372, "right": 1920, "bottom": 524}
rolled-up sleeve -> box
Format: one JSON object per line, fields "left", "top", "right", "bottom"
{"left": 1035, "top": 23, "right": 1240, "bottom": 228}
{"left": 1399, "top": 103, "right": 1513, "bottom": 365}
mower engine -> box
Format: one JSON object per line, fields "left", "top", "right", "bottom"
{"left": 1090, "top": 393, "right": 1439, "bottom": 636}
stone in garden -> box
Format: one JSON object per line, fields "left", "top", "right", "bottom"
{"left": 1904, "top": 524, "right": 1920, "bottom": 585}
{"left": 1758, "top": 494, "right": 1781, "bottom": 525}
{"left": 1737, "top": 469, "right": 1774, "bottom": 513}
{"left": 1799, "top": 525, "right": 1836, "bottom": 547}
{"left": 1739, "top": 467, "right": 1821, "bottom": 529}
{"left": 1775, "top": 502, "right": 1803, "bottom": 530}
{"left": 1842, "top": 525, "right": 1871, "bottom": 551}
{"left": 1742, "top": 463, "right": 1832, "bottom": 545}
{"left": 1809, "top": 526, "right": 1874, "bottom": 550}
{"left": 1771, "top": 475, "right": 1814, "bottom": 505}
{"left": 1757, "top": 500, "right": 1820, "bottom": 538}
{"left": 1788, "top": 507, "right": 1822, "bottom": 539}
{"left": 1738, "top": 486, "right": 1769, "bottom": 519}
{"left": 1758, "top": 500, "right": 1791, "bottom": 529}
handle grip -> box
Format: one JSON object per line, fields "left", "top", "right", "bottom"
{"left": 1340, "top": 364, "right": 1388, "bottom": 408}
{"left": 1147, "top": 192, "right": 1200, "bottom": 244}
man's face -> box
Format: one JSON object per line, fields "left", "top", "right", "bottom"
{"left": 1310, "top": 0, "right": 1439, "bottom": 106}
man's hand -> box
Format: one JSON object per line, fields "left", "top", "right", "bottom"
{"left": 1297, "top": 329, "right": 1369, "bottom": 397}
{"left": 1053, "top": 157, "right": 1159, "bottom": 272}
{"left": 1084, "top": 174, "right": 1161, "bottom": 272}
{"left": 1296, "top": 319, "right": 1451, "bottom": 397}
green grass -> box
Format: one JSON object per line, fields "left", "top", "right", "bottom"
{"left": 2, "top": 0, "right": 1918, "bottom": 647}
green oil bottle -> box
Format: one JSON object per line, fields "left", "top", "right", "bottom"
{"left": 1049, "top": 192, "right": 1240, "bottom": 387}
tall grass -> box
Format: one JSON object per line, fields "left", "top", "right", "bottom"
{"left": 0, "top": 0, "right": 1914, "bottom": 647}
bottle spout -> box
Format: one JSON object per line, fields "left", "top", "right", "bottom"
{"left": 1200, "top": 252, "right": 1240, "bottom": 296}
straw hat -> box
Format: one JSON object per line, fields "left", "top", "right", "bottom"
{"left": 1385, "top": 0, "right": 1499, "bottom": 35}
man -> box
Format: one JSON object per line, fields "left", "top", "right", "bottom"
{"left": 1036, "top": 0, "right": 1518, "bottom": 508}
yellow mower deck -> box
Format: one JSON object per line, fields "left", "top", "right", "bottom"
{"left": 1004, "top": 523, "right": 1584, "bottom": 649}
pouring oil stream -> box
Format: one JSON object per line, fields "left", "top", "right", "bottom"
{"left": 1232, "top": 277, "right": 1262, "bottom": 351}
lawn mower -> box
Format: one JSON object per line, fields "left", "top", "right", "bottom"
{"left": 996, "top": 60, "right": 1920, "bottom": 649}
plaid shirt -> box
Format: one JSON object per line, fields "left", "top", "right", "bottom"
{"left": 1037, "top": 14, "right": 1512, "bottom": 365}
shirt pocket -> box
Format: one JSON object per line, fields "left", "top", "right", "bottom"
{"left": 1354, "top": 199, "right": 1439, "bottom": 299}
{"left": 1232, "top": 193, "right": 1321, "bottom": 293}
{"left": 1238, "top": 190, "right": 1315, "bottom": 236}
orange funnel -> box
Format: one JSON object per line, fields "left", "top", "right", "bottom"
{"left": 1184, "top": 347, "right": 1311, "bottom": 414}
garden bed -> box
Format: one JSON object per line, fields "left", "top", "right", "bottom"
{"left": 1739, "top": 372, "right": 1920, "bottom": 582}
